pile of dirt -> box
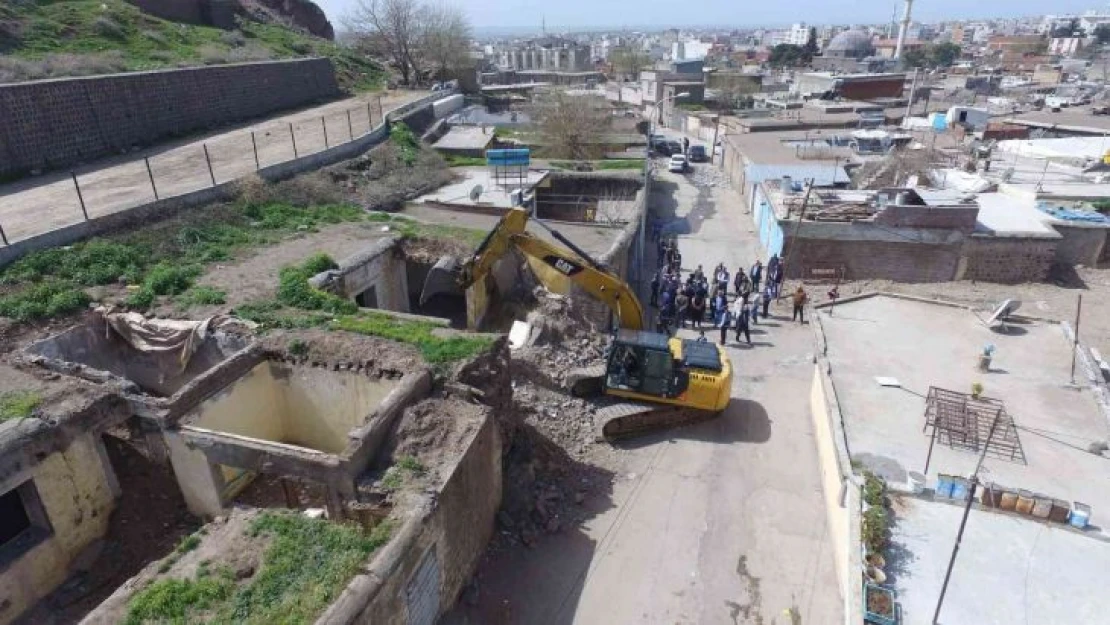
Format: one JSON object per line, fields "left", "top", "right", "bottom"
{"left": 388, "top": 398, "right": 485, "bottom": 481}
{"left": 260, "top": 328, "right": 423, "bottom": 372}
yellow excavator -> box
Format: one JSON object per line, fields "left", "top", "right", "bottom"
{"left": 420, "top": 207, "right": 733, "bottom": 440}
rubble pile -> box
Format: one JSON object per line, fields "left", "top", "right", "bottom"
{"left": 693, "top": 165, "right": 727, "bottom": 189}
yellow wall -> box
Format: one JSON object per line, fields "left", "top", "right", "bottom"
{"left": 281, "top": 368, "right": 390, "bottom": 454}
{"left": 190, "top": 362, "right": 394, "bottom": 455}
{"left": 191, "top": 363, "right": 285, "bottom": 442}
{"left": 0, "top": 434, "right": 115, "bottom": 624}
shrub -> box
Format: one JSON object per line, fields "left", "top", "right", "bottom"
{"left": 92, "top": 16, "right": 125, "bottom": 40}
{"left": 862, "top": 505, "right": 889, "bottom": 555}
{"left": 0, "top": 281, "right": 90, "bottom": 321}
{"left": 389, "top": 122, "right": 419, "bottom": 166}
{"left": 276, "top": 256, "right": 356, "bottom": 314}
{"left": 219, "top": 30, "right": 246, "bottom": 48}
{"left": 862, "top": 471, "right": 885, "bottom": 507}
{"left": 142, "top": 29, "right": 168, "bottom": 46}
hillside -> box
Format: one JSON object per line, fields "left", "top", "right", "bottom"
{"left": 0, "top": 0, "right": 382, "bottom": 90}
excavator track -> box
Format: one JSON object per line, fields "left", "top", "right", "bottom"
{"left": 568, "top": 365, "right": 720, "bottom": 441}
{"left": 592, "top": 401, "right": 719, "bottom": 441}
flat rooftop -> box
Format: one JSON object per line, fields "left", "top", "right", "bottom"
{"left": 724, "top": 129, "right": 857, "bottom": 166}
{"left": 891, "top": 495, "right": 1110, "bottom": 624}
{"left": 1003, "top": 110, "right": 1110, "bottom": 135}
{"left": 417, "top": 167, "right": 548, "bottom": 210}
{"left": 819, "top": 294, "right": 1110, "bottom": 534}
{"left": 432, "top": 126, "right": 494, "bottom": 152}
{"left": 973, "top": 192, "right": 1061, "bottom": 238}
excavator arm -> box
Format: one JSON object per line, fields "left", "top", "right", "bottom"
{"left": 422, "top": 208, "right": 645, "bottom": 331}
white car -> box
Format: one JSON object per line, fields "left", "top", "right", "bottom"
{"left": 668, "top": 154, "right": 689, "bottom": 173}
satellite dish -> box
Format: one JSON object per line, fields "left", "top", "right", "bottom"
{"left": 986, "top": 298, "right": 1022, "bottom": 325}
{"left": 469, "top": 185, "right": 484, "bottom": 202}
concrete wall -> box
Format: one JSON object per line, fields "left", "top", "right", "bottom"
{"left": 0, "top": 433, "right": 117, "bottom": 624}
{"left": 808, "top": 323, "right": 865, "bottom": 625}
{"left": 958, "top": 236, "right": 1056, "bottom": 283}
{"left": 313, "top": 237, "right": 410, "bottom": 312}
{"left": 188, "top": 362, "right": 393, "bottom": 455}
{"left": 321, "top": 411, "right": 502, "bottom": 624}
{"left": 1052, "top": 224, "right": 1108, "bottom": 267}
{"left": 0, "top": 59, "right": 341, "bottom": 178}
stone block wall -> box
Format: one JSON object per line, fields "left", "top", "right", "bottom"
{"left": 0, "top": 58, "right": 340, "bottom": 177}
{"left": 958, "top": 237, "right": 1057, "bottom": 283}
{"left": 1052, "top": 224, "right": 1107, "bottom": 267}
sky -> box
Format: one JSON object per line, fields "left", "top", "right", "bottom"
{"left": 316, "top": 0, "right": 1105, "bottom": 33}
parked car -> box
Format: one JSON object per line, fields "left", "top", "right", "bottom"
{"left": 665, "top": 140, "right": 683, "bottom": 155}
{"left": 688, "top": 145, "right": 708, "bottom": 162}
{"left": 650, "top": 136, "right": 672, "bottom": 155}
{"left": 668, "top": 154, "right": 689, "bottom": 173}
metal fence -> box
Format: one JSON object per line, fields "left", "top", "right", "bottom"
{"left": 0, "top": 94, "right": 394, "bottom": 247}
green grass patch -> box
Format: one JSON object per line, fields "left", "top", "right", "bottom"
{"left": 126, "top": 511, "right": 391, "bottom": 624}
{"left": 176, "top": 286, "right": 228, "bottom": 308}
{"left": 2, "top": 1, "right": 383, "bottom": 91}
{"left": 596, "top": 159, "right": 646, "bottom": 170}
{"left": 444, "top": 155, "right": 487, "bottom": 168}
{"left": 276, "top": 255, "right": 357, "bottom": 314}
{"left": 175, "top": 534, "right": 202, "bottom": 555}
{"left": 396, "top": 455, "right": 426, "bottom": 474}
{"left": 549, "top": 159, "right": 645, "bottom": 171}
{"left": 389, "top": 122, "right": 419, "bottom": 166}
{"left": 333, "top": 313, "right": 493, "bottom": 364}
{"left": 0, "top": 390, "right": 42, "bottom": 421}
{"left": 0, "top": 201, "right": 368, "bottom": 321}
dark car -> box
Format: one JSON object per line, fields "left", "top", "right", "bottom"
{"left": 665, "top": 141, "right": 683, "bottom": 156}
{"left": 650, "top": 136, "right": 672, "bottom": 155}
{"left": 688, "top": 145, "right": 708, "bottom": 162}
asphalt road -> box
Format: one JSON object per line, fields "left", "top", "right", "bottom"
{"left": 446, "top": 160, "right": 842, "bottom": 624}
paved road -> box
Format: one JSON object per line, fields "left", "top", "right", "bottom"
{"left": 446, "top": 161, "right": 842, "bottom": 624}
{"left": 0, "top": 90, "right": 428, "bottom": 245}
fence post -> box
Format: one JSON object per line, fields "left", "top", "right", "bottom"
{"left": 0, "top": 223, "right": 8, "bottom": 246}
{"left": 377, "top": 95, "right": 384, "bottom": 125}
{"left": 322, "top": 116, "right": 329, "bottom": 149}
{"left": 203, "top": 144, "right": 217, "bottom": 187}
{"left": 144, "top": 157, "right": 159, "bottom": 200}
{"left": 367, "top": 101, "right": 373, "bottom": 129}
{"left": 289, "top": 122, "right": 299, "bottom": 158}
{"left": 347, "top": 109, "right": 354, "bottom": 141}
{"left": 71, "top": 171, "right": 89, "bottom": 221}
{"left": 250, "top": 131, "right": 260, "bottom": 171}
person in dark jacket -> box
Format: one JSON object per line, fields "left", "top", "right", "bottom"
{"left": 649, "top": 271, "right": 660, "bottom": 308}
{"left": 749, "top": 260, "right": 763, "bottom": 292}
{"left": 717, "top": 305, "right": 732, "bottom": 345}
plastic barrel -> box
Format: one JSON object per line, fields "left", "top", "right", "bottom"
{"left": 1050, "top": 499, "right": 1071, "bottom": 523}
{"left": 999, "top": 489, "right": 1018, "bottom": 511}
{"left": 1032, "top": 495, "right": 1052, "bottom": 519}
{"left": 935, "top": 474, "right": 955, "bottom": 498}
{"left": 1015, "top": 490, "right": 1035, "bottom": 515}
{"left": 1070, "top": 502, "right": 1091, "bottom": 529}
{"left": 950, "top": 477, "right": 970, "bottom": 500}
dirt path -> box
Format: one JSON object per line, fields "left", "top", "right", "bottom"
{"left": 0, "top": 90, "right": 429, "bottom": 245}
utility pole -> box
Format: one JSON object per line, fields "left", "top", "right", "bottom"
{"left": 1070, "top": 293, "right": 1083, "bottom": 384}
{"left": 710, "top": 115, "right": 721, "bottom": 165}
{"left": 932, "top": 408, "right": 1002, "bottom": 624}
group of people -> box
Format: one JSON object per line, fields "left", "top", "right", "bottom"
{"left": 650, "top": 243, "right": 809, "bottom": 346}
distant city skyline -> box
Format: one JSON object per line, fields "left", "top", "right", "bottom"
{"left": 315, "top": 0, "right": 1108, "bottom": 33}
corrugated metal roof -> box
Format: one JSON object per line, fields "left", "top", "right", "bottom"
{"left": 745, "top": 163, "right": 848, "bottom": 187}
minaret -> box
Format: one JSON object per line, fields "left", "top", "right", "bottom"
{"left": 894, "top": 0, "right": 915, "bottom": 59}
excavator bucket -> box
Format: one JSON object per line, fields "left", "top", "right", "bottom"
{"left": 420, "top": 255, "right": 463, "bottom": 306}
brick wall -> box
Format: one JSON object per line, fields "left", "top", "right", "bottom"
{"left": 784, "top": 236, "right": 962, "bottom": 282}
{"left": 959, "top": 237, "right": 1056, "bottom": 283}
{"left": 0, "top": 58, "right": 340, "bottom": 177}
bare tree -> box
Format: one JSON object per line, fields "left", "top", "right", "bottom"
{"left": 347, "top": 0, "right": 423, "bottom": 85}
{"left": 609, "top": 45, "right": 649, "bottom": 81}
{"left": 531, "top": 91, "right": 611, "bottom": 160}
{"left": 419, "top": 3, "right": 472, "bottom": 81}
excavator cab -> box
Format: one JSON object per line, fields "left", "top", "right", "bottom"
{"left": 602, "top": 330, "right": 728, "bottom": 411}
{"left": 605, "top": 331, "right": 686, "bottom": 398}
